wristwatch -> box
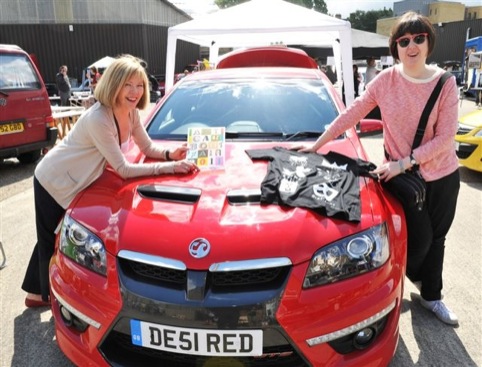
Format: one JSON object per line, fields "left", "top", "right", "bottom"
{"left": 409, "top": 153, "right": 417, "bottom": 166}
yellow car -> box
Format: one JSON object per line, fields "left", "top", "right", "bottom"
{"left": 455, "top": 109, "right": 482, "bottom": 172}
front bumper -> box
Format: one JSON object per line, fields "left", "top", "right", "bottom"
{"left": 50, "top": 248, "right": 404, "bottom": 367}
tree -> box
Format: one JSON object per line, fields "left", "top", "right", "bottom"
{"left": 215, "top": 0, "right": 328, "bottom": 14}
{"left": 215, "top": 0, "right": 249, "bottom": 8}
{"left": 346, "top": 8, "right": 393, "bottom": 33}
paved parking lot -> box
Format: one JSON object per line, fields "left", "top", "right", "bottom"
{"left": 0, "top": 99, "right": 480, "bottom": 367}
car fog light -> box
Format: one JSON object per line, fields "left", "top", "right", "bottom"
{"left": 60, "top": 305, "right": 73, "bottom": 326}
{"left": 354, "top": 327, "right": 375, "bottom": 349}
{"left": 51, "top": 287, "right": 101, "bottom": 330}
{"left": 306, "top": 300, "right": 396, "bottom": 346}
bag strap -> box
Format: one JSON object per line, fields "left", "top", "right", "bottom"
{"left": 412, "top": 71, "right": 453, "bottom": 149}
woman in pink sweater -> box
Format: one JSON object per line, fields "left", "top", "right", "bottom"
{"left": 302, "top": 12, "right": 460, "bottom": 325}
{"left": 22, "top": 55, "right": 198, "bottom": 308}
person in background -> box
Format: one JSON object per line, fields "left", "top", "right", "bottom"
{"left": 88, "top": 65, "right": 101, "bottom": 92}
{"left": 342, "top": 64, "right": 362, "bottom": 104}
{"left": 364, "top": 57, "right": 382, "bottom": 119}
{"left": 365, "top": 57, "right": 380, "bottom": 86}
{"left": 299, "top": 12, "right": 460, "bottom": 325}
{"left": 22, "top": 54, "right": 198, "bottom": 308}
{"left": 353, "top": 64, "right": 362, "bottom": 98}
{"left": 55, "top": 65, "right": 71, "bottom": 106}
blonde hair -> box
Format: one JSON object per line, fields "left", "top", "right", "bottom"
{"left": 94, "top": 54, "right": 150, "bottom": 110}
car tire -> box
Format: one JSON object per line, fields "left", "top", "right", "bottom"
{"left": 18, "top": 150, "right": 41, "bottom": 164}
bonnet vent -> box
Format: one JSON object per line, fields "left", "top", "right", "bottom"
{"left": 226, "top": 189, "right": 261, "bottom": 205}
{"left": 137, "top": 185, "right": 201, "bottom": 204}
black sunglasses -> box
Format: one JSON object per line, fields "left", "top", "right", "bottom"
{"left": 395, "top": 33, "right": 428, "bottom": 48}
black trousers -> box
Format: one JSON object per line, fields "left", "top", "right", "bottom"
{"left": 22, "top": 177, "right": 65, "bottom": 302}
{"left": 404, "top": 169, "right": 460, "bottom": 301}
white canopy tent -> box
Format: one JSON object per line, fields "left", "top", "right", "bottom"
{"left": 88, "top": 56, "right": 115, "bottom": 70}
{"left": 166, "top": 0, "right": 356, "bottom": 105}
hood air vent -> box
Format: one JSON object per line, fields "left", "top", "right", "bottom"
{"left": 227, "top": 189, "right": 261, "bottom": 205}
{"left": 137, "top": 185, "right": 201, "bottom": 204}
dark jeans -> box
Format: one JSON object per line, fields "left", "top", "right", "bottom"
{"left": 22, "top": 177, "right": 65, "bottom": 302}
{"left": 404, "top": 169, "right": 460, "bottom": 301}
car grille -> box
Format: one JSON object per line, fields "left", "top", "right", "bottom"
{"left": 124, "top": 258, "right": 288, "bottom": 289}
{"left": 96, "top": 257, "right": 306, "bottom": 365}
{"left": 128, "top": 260, "right": 186, "bottom": 284}
{"left": 100, "top": 330, "right": 309, "bottom": 367}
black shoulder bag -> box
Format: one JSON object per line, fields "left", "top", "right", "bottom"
{"left": 382, "top": 71, "right": 452, "bottom": 211}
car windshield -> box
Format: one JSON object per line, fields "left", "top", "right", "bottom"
{"left": 0, "top": 54, "right": 42, "bottom": 91}
{"left": 146, "top": 78, "right": 339, "bottom": 140}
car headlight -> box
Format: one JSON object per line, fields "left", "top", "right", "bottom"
{"left": 303, "top": 223, "right": 389, "bottom": 288}
{"left": 59, "top": 214, "right": 107, "bottom": 276}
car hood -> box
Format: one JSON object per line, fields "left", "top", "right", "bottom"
{"left": 459, "top": 109, "right": 482, "bottom": 129}
{"left": 69, "top": 140, "right": 378, "bottom": 269}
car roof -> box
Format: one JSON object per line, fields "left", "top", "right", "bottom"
{"left": 0, "top": 44, "right": 25, "bottom": 53}
{"left": 184, "top": 66, "right": 324, "bottom": 83}
{"left": 216, "top": 46, "right": 319, "bottom": 69}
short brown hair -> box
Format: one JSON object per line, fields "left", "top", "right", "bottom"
{"left": 94, "top": 54, "right": 150, "bottom": 110}
{"left": 389, "top": 11, "right": 435, "bottom": 61}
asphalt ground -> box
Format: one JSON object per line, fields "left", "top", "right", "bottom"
{"left": 0, "top": 98, "right": 481, "bottom": 367}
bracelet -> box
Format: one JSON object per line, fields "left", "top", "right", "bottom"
{"left": 398, "top": 159, "right": 405, "bottom": 173}
{"left": 165, "top": 150, "right": 171, "bottom": 161}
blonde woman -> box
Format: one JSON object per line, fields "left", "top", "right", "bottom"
{"left": 22, "top": 55, "right": 197, "bottom": 307}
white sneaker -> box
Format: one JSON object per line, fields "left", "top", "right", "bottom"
{"left": 420, "top": 298, "right": 459, "bottom": 325}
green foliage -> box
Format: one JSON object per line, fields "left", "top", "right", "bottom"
{"left": 215, "top": 0, "right": 327, "bottom": 13}
{"left": 346, "top": 8, "right": 393, "bottom": 32}
{"left": 214, "top": 0, "right": 249, "bottom": 8}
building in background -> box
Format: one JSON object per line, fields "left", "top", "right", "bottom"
{"left": 378, "top": 0, "right": 481, "bottom": 36}
{"left": 0, "top": 0, "right": 200, "bottom": 86}
{"left": 376, "top": 0, "right": 482, "bottom": 67}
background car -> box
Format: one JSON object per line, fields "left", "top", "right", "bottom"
{"left": 0, "top": 44, "right": 57, "bottom": 163}
{"left": 147, "top": 73, "right": 162, "bottom": 102}
{"left": 49, "top": 47, "right": 406, "bottom": 367}
{"left": 455, "top": 108, "right": 482, "bottom": 172}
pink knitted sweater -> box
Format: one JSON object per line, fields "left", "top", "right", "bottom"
{"left": 326, "top": 64, "right": 459, "bottom": 182}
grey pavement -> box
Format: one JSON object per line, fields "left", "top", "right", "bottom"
{"left": 0, "top": 99, "right": 481, "bottom": 367}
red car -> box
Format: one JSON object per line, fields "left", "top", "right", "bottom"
{"left": 0, "top": 44, "right": 57, "bottom": 163}
{"left": 49, "top": 47, "right": 406, "bottom": 366}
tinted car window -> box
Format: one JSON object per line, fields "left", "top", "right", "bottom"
{"left": 0, "top": 54, "right": 42, "bottom": 90}
{"left": 147, "top": 78, "right": 339, "bottom": 139}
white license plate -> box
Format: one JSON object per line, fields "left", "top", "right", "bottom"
{"left": 130, "top": 319, "right": 263, "bottom": 356}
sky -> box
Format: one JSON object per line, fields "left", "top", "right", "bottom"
{"left": 170, "top": 0, "right": 482, "bottom": 19}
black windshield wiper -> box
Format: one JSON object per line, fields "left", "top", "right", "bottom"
{"left": 0, "top": 90, "right": 9, "bottom": 97}
{"left": 225, "top": 131, "right": 284, "bottom": 139}
{"left": 283, "top": 131, "right": 321, "bottom": 141}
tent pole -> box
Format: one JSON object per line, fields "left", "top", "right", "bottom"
{"left": 165, "top": 31, "right": 178, "bottom": 92}
{"left": 339, "top": 28, "right": 354, "bottom": 106}
{"left": 209, "top": 44, "right": 219, "bottom": 68}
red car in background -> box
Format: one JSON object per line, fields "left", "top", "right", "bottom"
{"left": 0, "top": 44, "right": 57, "bottom": 163}
{"left": 49, "top": 47, "right": 406, "bottom": 366}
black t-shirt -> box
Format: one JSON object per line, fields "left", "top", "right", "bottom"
{"left": 245, "top": 147, "right": 376, "bottom": 222}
